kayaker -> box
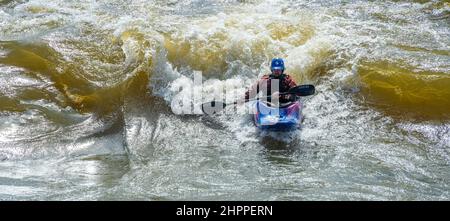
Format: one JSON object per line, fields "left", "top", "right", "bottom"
{"left": 244, "top": 58, "right": 297, "bottom": 104}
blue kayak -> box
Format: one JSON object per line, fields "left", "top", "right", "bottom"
{"left": 253, "top": 100, "right": 302, "bottom": 131}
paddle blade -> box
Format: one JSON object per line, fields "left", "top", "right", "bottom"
{"left": 201, "top": 101, "right": 226, "bottom": 114}
{"left": 289, "top": 84, "right": 315, "bottom": 96}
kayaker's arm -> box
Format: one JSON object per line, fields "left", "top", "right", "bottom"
{"left": 280, "top": 75, "right": 298, "bottom": 101}
{"left": 285, "top": 75, "right": 297, "bottom": 88}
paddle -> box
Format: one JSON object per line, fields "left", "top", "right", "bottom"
{"left": 201, "top": 84, "right": 315, "bottom": 114}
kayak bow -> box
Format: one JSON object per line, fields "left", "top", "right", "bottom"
{"left": 253, "top": 100, "right": 302, "bottom": 131}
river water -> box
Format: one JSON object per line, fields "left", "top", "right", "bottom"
{"left": 0, "top": 0, "right": 449, "bottom": 200}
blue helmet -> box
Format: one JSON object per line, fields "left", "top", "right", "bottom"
{"left": 270, "top": 58, "right": 285, "bottom": 71}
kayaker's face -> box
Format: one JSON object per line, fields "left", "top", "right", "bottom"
{"left": 272, "top": 69, "right": 283, "bottom": 77}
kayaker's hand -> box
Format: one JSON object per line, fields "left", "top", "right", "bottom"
{"left": 279, "top": 94, "right": 295, "bottom": 102}
{"left": 285, "top": 94, "right": 296, "bottom": 101}
{"left": 271, "top": 91, "right": 280, "bottom": 99}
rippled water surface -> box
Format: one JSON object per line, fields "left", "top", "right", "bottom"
{"left": 0, "top": 0, "right": 449, "bottom": 200}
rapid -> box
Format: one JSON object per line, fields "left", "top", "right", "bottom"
{"left": 0, "top": 0, "right": 449, "bottom": 200}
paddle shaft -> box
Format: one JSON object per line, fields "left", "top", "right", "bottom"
{"left": 225, "top": 92, "right": 294, "bottom": 107}
{"left": 201, "top": 84, "right": 314, "bottom": 113}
